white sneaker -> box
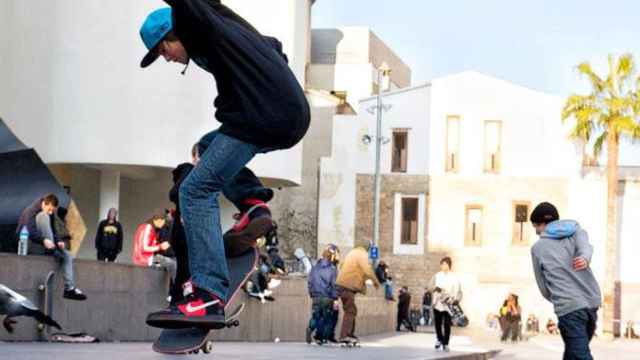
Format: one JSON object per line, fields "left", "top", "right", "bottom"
{"left": 435, "top": 341, "right": 442, "bottom": 350}
{"left": 268, "top": 279, "right": 281, "bottom": 289}
{"left": 443, "top": 345, "right": 450, "bottom": 352}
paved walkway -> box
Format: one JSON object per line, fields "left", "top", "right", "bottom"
{"left": 2, "top": 331, "right": 638, "bottom": 359}
{"left": 0, "top": 333, "right": 494, "bottom": 360}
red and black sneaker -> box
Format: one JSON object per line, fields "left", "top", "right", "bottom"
{"left": 146, "top": 285, "right": 226, "bottom": 329}
{"left": 223, "top": 200, "right": 273, "bottom": 257}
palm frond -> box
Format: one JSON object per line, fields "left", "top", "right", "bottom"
{"left": 616, "top": 53, "right": 635, "bottom": 84}
{"left": 577, "top": 62, "right": 605, "bottom": 93}
{"left": 593, "top": 131, "right": 608, "bottom": 159}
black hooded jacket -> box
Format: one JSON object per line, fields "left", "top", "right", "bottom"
{"left": 165, "top": 0, "right": 310, "bottom": 150}
{"left": 95, "top": 212, "right": 123, "bottom": 253}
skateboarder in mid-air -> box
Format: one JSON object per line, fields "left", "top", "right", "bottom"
{"left": 139, "top": 0, "right": 310, "bottom": 329}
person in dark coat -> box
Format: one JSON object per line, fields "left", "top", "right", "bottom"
{"left": 140, "top": 1, "right": 309, "bottom": 328}
{"left": 95, "top": 208, "right": 123, "bottom": 262}
{"left": 306, "top": 244, "right": 339, "bottom": 344}
{"left": 397, "top": 287, "right": 415, "bottom": 332}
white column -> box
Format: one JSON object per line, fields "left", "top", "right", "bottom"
{"left": 99, "top": 169, "right": 120, "bottom": 221}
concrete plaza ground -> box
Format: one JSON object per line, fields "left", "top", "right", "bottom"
{"left": 1, "top": 331, "right": 638, "bottom": 359}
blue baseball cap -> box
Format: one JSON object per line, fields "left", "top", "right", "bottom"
{"left": 139, "top": 8, "right": 173, "bottom": 68}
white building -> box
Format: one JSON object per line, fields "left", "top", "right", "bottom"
{"left": 318, "top": 71, "right": 640, "bottom": 329}
{"left": 0, "top": 0, "right": 313, "bottom": 260}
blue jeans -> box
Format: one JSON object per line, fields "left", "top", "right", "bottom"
{"left": 384, "top": 280, "right": 394, "bottom": 300}
{"left": 180, "top": 130, "right": 267, "bottom": 301}
{"left": 308, "top": 297, "right": 334, "bottom": 340}
{"left": 558, "top": 308, "right": 598, "bottom": 360}
{"left": 197, "top": 131, "right": 273, "bottom": 212}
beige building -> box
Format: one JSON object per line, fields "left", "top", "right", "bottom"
{"left": 317, "top": 71, "right": 640, "bottom": 330}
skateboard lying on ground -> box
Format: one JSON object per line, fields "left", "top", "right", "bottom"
{"left": 37, "top": 271, "right": 55, "bottom": 338}
{"left": 152, "top": 247, "right": 259, "bottom": 355}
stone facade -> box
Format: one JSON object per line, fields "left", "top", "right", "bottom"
{"left": 355, "top": 174, "right": 445, "bottom": 308}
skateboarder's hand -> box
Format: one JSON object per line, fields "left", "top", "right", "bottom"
{"left": 43, "top": 239, "right": 55, "bottom": 250}
{"left": 573, "top": 256, "right": 588, "bottom": 271}
{"left": 57, "top": 242, "right": 66, "bottom": 250}
{"left": 160, "top": 242, "right": 171, "bottom": 251}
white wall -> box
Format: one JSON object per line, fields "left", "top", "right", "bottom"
{"left": 0, "top": 0, "right": 308, "bottom": 186}
{"left": 428, "top": 71, "right": 579, "bottom": 177}
{"left": 317, "top": 115, "right": 361, "bottom": 252}
{"left": 357, "top": 85, "right": 432, "bottom": 175}
{"left": 223, "top": 0, "right": 312, "bottom": 86}
{"left": 619, "top": 180, "right": 640, "bottom": 284}
{"left": 307, "top": 64, "right": 374, "bottom": 108}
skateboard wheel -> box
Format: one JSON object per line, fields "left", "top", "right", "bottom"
{"left": 193, "top": 349, "right": 200, "bottom": 354}
{"left": 38, "top": 285, "right": 45, "bottom": 291}
{"left": 202, "top": 341, "right": 213, "bottom": 354}
{"left": 233, "top": 320, "right": 239, "bottom": 327}
{"left": 37, "top": 323, "right": 44, "bottom": 331}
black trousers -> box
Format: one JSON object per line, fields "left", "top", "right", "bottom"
{"left": 434, "top": 309, "right": 452, "bottom": 346}
{"left": 97, "top": 249, "right": 118, "bottom": 262}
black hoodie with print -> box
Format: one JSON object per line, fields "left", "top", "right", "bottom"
{"left": 95, "top": 211, "right": 123, "bottom": 253}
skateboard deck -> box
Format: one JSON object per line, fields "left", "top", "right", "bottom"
{"left": 37, "top": 271, "right": 55, "bottom": 337}
{"left": 152, "top": 247, "right": 258, "bottom": 354}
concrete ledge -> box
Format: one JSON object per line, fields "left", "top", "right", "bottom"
{"left": 0, "top": 254, "right": 397, "bottom": 342}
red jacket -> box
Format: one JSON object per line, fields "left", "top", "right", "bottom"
{"left": 132, "top": 223, "right": 159, "bottom": 266}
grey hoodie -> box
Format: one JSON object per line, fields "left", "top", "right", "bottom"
{"left": 531, "top": 220, "right": 602, "bottom": 317}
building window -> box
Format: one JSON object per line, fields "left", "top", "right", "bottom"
{"left": 484, "top": 121, "right": 502, "bottom": 173}
{"left": 513, "top": 202, "right": 531, "bottom": 245}
{"left": 401, "top": 197, "right": 419, "bottom": 245}
{"left": 392, "top": 130, "right": 408, "bottom": 173}
{"left": 446, "top": 116, "right": 460, "bottom": 172}
{"left": 393, "top": 193, "right": 426, "bottom": 255}
{"left": 465, "top": 205, "right": 483, "bottom": 246}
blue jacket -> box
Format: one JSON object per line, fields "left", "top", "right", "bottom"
{"left": 308, "top": 259, "right": 337, "bottom": 300}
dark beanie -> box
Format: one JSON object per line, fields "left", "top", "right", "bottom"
{"left": 530, "top": 202, "right": 559, "bottom": 224}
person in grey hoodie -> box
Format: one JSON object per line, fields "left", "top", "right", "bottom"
{"left": 530, "top": 202, "right": 601, "bottom": 360}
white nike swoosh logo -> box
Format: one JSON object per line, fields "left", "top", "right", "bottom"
{"left": 185, "top": 300, "right": 220, "bottom": 313}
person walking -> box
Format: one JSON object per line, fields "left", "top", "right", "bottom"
{"left": 429, "top": 256, "right": 462, "bottom": 352}
{"left": 530, "top": 202, "right": 601, "bottom": 360}
{"left": 396, "top": 286, "right": 415, "bottom": 332}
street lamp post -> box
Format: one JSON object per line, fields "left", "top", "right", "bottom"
{"left": 371, "top": 63, "right": 391, "bottom": 260}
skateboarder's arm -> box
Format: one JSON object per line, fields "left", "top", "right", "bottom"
{"left": 164, "top": 0, "right": 261, "bottom": 42}
{"left": 329, "top": 268, "right": 338, "bottom": 300}
{"left": 531, "top": 252, "right": 551, "bottom": 301}
{"left": 358, "top": 253, "right": 379, "bottom": 287}
{"left": 573, "top": 228, "right": 593, "bottom": 264}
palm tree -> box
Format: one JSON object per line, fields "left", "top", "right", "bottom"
{"left": 562, "top": 54, "right": 640, "bottom": 337}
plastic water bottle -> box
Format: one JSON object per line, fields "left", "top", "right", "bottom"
{"left": 18, "top": 226, "right": 29, "bottom": 256}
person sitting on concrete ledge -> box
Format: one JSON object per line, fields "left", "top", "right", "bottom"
{"left": 16, "top": 193, "right": 87, "bottom": 301}
{"left": 132, "top": 211, "right": 177, "bottom": 297}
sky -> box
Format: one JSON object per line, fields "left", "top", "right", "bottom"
{"left": 312, "top": 0, "right": 640, "bottom": 165}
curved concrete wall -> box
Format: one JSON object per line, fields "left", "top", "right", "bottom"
{"left": 0, "top": 0, "right": 311, "bottom": 186}
{"left": 0, "top": 253, "right": 396, "bottom": 342}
